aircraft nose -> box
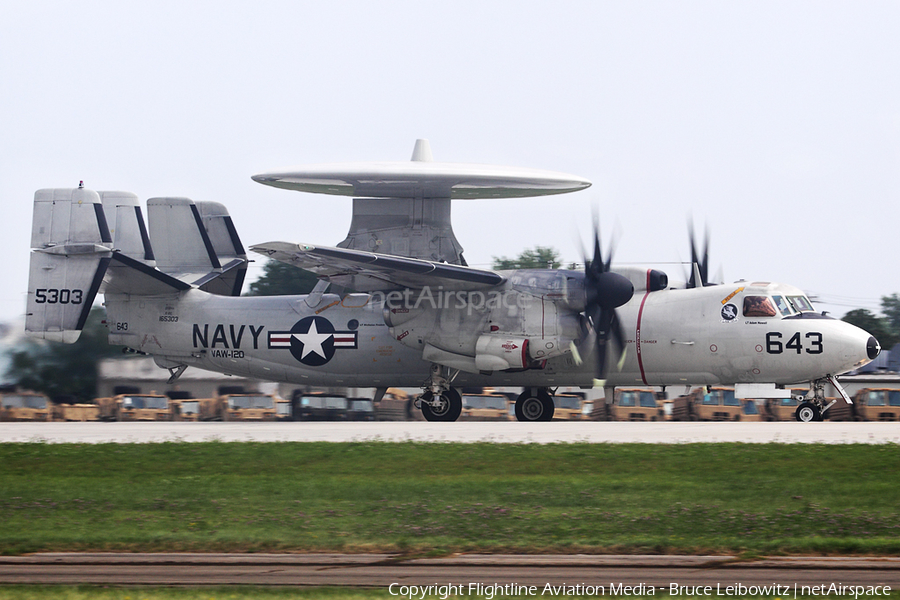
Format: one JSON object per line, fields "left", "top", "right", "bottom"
{"left": 867, "top": 336, "right": 881, "bottom": 360}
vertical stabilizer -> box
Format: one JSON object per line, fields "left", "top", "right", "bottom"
{"left": 26, "top": 188, "right": 113, "bottom": 343}
{"left": 194, "top": 201, "right": 247, "bottom": 296}
{"left": 147, "top": 197, "right": 218, "bottom": 277}
{"left": 99, "top": 191, "right": 155, "bottom": 263}
{"left": 146, "top": 197, "right": 247, "bottom": 295}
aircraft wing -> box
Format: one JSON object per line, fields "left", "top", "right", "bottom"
{"left": 250, "top": 242, "right": 505, "bottom": 291}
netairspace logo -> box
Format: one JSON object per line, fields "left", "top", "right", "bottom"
{"left": 376, "top": 287, "right": 531, "bottom": 316}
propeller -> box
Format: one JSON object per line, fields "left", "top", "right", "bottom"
{"left": 576, "top": 223, "right": 634, "bottom": 381}
{"left": 685, "top": 221, "right": 724, "bottom": 288}
{"left": 687, "top": 222, "right": 709, "bottom": 289}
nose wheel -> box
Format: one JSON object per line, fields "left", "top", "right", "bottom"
{"left": 795, "top": 401, "right": 822, "bottom": 422}
{"left": 515, "top": 388, "right": 555, "bottom": 422}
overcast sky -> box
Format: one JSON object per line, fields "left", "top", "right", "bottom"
{"left": 2, "top": 1, "right": 898, "bottom": 325}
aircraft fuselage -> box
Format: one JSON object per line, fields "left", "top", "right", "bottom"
{"left": 104, "top": 274, "right": 876, "bottom": 391}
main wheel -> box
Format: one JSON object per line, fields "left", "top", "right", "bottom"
{"left": 795, "top": 401, "right": 820, "bottom": 423}
{"left": 515, "top": 390, "right": 555, "bottom": 422}
{"left": 420, "top": 388, "right": 462, "bottom": 422}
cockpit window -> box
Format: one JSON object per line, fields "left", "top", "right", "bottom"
{"left": 743, "top": 296, "right": 777, "bottom": 317}
{"left": 772, "top": 295, "right": 794, "bottom": 316}
{"left": 787, "top": 295, "right": 815, "bottom": 313}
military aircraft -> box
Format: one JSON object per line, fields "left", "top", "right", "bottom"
{"left": 25, "top": 141, "right": 879, "bottom": 422}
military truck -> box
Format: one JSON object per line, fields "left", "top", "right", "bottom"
{"left": 171, "top": 397, "right": 221, "bottom": 421}
{"left": 116, "top": 394, "right": 173, "bottom": 421}
{"left": 275, "top": 398, "right": 293, "bottom": 421}
{"left": 374, "top": 388, "right": 420, "bottom": 421}
{"left": 0, "top": 392, "right": 52, "bottom": 421}
{"left": 292, "top": 391, "right": 349, "bottom": 421}
{"left": 221, "top": 393, "right": 277, "bottom": 421}
{"left": 591, "top": 388, "right": 664, "bottom": 421}
{"left": 460, "top": 391, "right": 511, "bottom": 421}
{"left": 51, "top": 398, "right": 100, "bottom": 421}
{"left": 762, "top": 396, "right": 801, "bottom": 421}
{"left": 614, "top": 388, "right": 665, "bottom": 421}
{"left": 848, "top": 388, "right": 900, "bottom": 421}
{"left": 552, "top": 392, "right": 587, "bottom": 420}
{"left": 347, "top": 397, "right": 376, "bottom": 421}
{"left": 672, "top": 387, "right": 762, "bottom": 421}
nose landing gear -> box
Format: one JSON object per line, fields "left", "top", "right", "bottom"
{"left": 795, "top": 375, "right": 852, "bottom": 422}
{"left": 795, "top": 401, "right": 821, "bottom": 422}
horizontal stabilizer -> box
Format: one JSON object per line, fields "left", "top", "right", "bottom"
{"left": 250, "top": 241, "right": 504, "bottom": 291}
{"left": 102, "top": 252, "right": 192, "bottom": 296}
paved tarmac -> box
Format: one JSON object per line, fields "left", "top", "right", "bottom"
{"left": 1, "top": 421, "right": 899, "bottom": 444}
{"left": 0, "top": 553, "right": 898, "bottom": 589}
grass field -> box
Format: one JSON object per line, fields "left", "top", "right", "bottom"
{"left": 1, "top": 441, "right": 899, "bottom": 556}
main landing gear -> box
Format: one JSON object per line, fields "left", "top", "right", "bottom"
{"left": 418, "top": 388, "right": 462, "bottom": 422}
{"left": 514, "top": 387, "right": 555, "bottom": 422}
{"left": 416, "top": 364, "right": 463, "bottom": 422}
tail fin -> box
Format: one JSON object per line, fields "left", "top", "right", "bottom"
{"left": 26, "top": 188, "right": 247, "bottom": 343}
{"left": 98, "top": 191, "right": 190, "bottom": 296}
{"left": 26, "top": 188, "right": 113, "bottom": 342}
{"left": 99, "top": 191, "right": 155, "bottom": 264}
{"left": 147, "top": 197, "right": 247, "bottom": 296}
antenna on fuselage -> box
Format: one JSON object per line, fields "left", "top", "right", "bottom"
{"left": 410, "top": 139, "right": 434, "bottom": 162}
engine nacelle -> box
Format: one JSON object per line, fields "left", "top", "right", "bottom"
{"left": 613, "top": 267, "right": 668, "bottom": 293}
{"left": 475, "top": 335, "right": 530, "bottom": 371}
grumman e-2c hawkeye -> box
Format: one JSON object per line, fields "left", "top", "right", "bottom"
{"left": 25, "top": 141, "right": 879, "bottom": 422}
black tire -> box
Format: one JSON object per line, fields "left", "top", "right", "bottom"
{"left": 539, "top": 393, "right": 555, "bottom": 421}
{"left": 515, "top": 390, "right": 555, "bottom": 422}
{"left": 421, "top": 388, "right": 462, "bottom": 422}
{"left": 795, "top": 401, "right": 820, "bottom": 423}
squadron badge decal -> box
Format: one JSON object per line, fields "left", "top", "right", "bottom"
{"left": 721, "top": 303, "right": 738, "bottom": 322}
{"left": 268, "top": 316, "right": 358, "bottom": 366}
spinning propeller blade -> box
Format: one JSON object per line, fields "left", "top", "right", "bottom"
{"left": 688, "top": 222, "right": 710, "bottom": 289}
{"left": 581, "top": 222, "right": 634, "bottom": 381}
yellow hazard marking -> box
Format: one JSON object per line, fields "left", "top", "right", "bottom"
{"left": 315, "top": 300, "right": 340, "bottom": 314}
{"left": 721, "top": 287, "right": 745, "bottom": 305}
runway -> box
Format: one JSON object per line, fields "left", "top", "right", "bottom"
{"left": 1, "top": 420, "right": 899, "bottom": 444}
{"left": 0, "top": 553, "right": 897, "bottom": 589}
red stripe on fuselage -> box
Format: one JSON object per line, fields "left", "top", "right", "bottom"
{"left": 635, "top": 270, "right": 652, "bottom": 385}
